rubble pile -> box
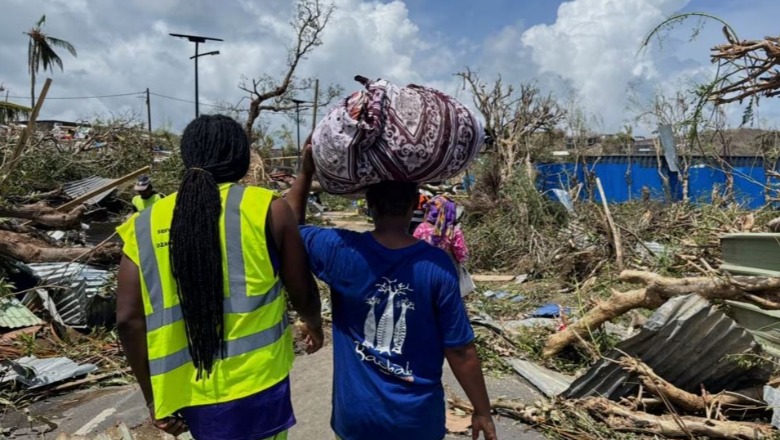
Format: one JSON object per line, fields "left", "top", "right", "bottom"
{"left": 454, "top": 207, "right": 780, "bottom": 439}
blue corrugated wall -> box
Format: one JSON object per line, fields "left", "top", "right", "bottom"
{"left": 536, "top": 156, "right": 779, "bottom": 210}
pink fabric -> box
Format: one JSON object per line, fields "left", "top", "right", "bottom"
{"left": 413, "top": 222, "right": 469, "bottom": 264}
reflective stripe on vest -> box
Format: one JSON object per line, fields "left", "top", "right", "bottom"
{"left": 135, "top": 185, "right": 287, "bottom": 376}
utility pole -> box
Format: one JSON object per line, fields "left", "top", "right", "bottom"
{"left": 312, "top": 79, "right": 319, "bottom": 131}
{"left": 145, "top": 88, "right": 153, "bottom": 153}
{"left": 291, "top": 99, "right": 304, "bottom": 171}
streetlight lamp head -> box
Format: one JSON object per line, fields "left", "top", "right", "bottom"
{"left": 290, "top": 98, "right": 308, "bottom": 104}
{"left": 190, "top": 50, "right": 221, "bottom": 59}
{"left": 169, "top": 33, "right": 223, "bottom": 43}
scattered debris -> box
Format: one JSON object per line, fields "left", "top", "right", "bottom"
{"left": 765, "top": 386, "right": 780, "bottom": 429}
{"left": 0, "top": 297, "right": 43, "bottom": 328}
{"left": 506, "top": 358, "right": 574, "bottom": 397}
{"left": 483, "top": 290, "right": 509, "bottom": 300}
{"left": 23, "top": 262, "right": 112, "bottom": 327}
{"left": 726, "top": 300, "right": 780, "bottom": 358}
{"left": 530, "top": 304, "right": 570, "bottom": 318}
{"left": 0, "top": 356, "right": 97, "bottom": 388}
{"left": 514, "top": 274, "right": 529, "bottom": 284}
{"left": 564, "top": 294, "right": 768, "bottom": 400}
{"left": 543, "top": 270, "right": 780, "bottom": 358}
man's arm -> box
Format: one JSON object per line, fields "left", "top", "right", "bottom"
{"left": 288, "top": 139, "right": 315, "bottom": 225}
{"left": 116, "top": 256, "right": 153, "bottom": 405}
{"left": 445, "top": 344, "right": 497, "bottom": 440}
{"left": 269, "top": 197, "right": 323, "bottom": 352}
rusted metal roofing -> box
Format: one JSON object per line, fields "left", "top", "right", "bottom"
{"left": 564, "top": 294, "right": 769, "bottom": 400}
{"left": 22, "top": 263, "right": 111, "bottom": 327}
{"left": 62, "top": 176, "right": 116, "bottom": 206}
{"left": 0, "top": 356, "right": 97, "bottom": 388}
{"left": 0, "top": 298, "right": 43, "bottom": 329}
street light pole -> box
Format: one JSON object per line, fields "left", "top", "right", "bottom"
{"left": 194, "top": 41, "right": 199, "bottom": 117}
{"left": 169, "top": 33, "right": 223, "bottom": 118}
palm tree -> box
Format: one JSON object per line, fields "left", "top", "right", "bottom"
{"left": 25, "top": 15, "right": 77, "bottom": 108}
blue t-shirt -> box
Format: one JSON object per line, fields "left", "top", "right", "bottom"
{"left": 299, "top": 226, "right": 475, "bottom": 440}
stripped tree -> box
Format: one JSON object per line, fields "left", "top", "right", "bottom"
{"left": 240, "top": 0, "right": 341, "bottom": 143}
{"left": 457, "top": 69, "right": 564, "bottom": 188}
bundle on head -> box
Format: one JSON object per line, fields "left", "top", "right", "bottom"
{"left": 170, "top": 114, "right": 249, "bottom": 379}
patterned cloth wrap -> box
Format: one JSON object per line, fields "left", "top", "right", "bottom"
{"left": 311, "top": 76, "right": 484, "bottom": 194}
{"left": 425, "top": 196, "right": 457, "bottom": 247}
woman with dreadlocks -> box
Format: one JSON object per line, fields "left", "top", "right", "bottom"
{"left": 116, "top": 115, "right": 323, "bottom": 440}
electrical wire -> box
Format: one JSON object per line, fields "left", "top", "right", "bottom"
{"left": 5, "top": 92, "right": 143, "bottom": 100}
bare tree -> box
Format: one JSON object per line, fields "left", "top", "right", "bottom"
{"left": 240, "top": 0, "right": 341, "bottom": 142}
{"left": 457, "top": 68, "right": 564, "bottom": 183}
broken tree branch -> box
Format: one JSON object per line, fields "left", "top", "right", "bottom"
{"left": 543, "top": 270, "right": 780, "bottom": 358}
{"left": 0, "top": 203, "right": 85, "bottom": 229}
{"left": 0, "top": 230, "right": 121, "bottom": 264}
{"left": 579, "top": 397, "right": 774, "bottom": 439}
{"left": 618, "top": 356, "right": 763, "bottom": 414}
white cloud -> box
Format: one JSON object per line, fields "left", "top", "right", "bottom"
{"left": 520, "top": 0, "right": 691, "bottom": 130}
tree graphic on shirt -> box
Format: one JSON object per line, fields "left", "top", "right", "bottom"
{"left": 363, "top": 296, "right": 381, "bottom": 348}
{"left": 392, "top": 299, "right": 415, "bottom": 354}
{"left": 374, "top": 279, "right": 412, "bottom": 355}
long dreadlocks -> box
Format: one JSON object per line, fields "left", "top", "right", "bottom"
{"left": 169, "top": 115, "right": 250, "bottom": 379}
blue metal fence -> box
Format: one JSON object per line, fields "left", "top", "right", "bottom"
{"left": 536, "top": 156, "right": 780, "bottom": 210}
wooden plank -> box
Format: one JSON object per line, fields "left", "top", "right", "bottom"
{"left": 472, "top": 274, "right": 515, "bottom": 282}
{"left": 596, "top": 177, "right": 624, "bottom": 271}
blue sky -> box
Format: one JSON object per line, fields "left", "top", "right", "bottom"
{"left": 1, "top": 0, "right": 779, "bottom": 135}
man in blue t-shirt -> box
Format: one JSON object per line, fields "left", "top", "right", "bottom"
{"left": 288, "top": 146, "right": 497, "bottom": 440}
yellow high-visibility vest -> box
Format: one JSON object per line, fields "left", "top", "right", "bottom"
{"left": 132, "top": 193, "right": 163, "bottom": 212}
{"left": 117, "top": 183, "right": 293, "bottom": 419}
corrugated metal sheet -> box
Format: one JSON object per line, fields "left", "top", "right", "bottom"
{"left": 0, "top": 298, "right": 43, "bottom": 328}
{"left": 22, "top": 263, "right": 111, "bottom": 327}
{"left": 564, "top": 294, "right": 769, "bottom": 400}
{"left": 0, "top": 356, "right": 97, "bottom": 388}
{"left": 508, "top": 358, "right": 574, "bottom": 397}
{"left": 62, "top": 176, "right": 116, "bottom": 206}
{"left": 721, "top": 233, "right": 780, "bottom": 277}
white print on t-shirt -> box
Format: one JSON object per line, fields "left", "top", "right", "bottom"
{"left": 364, "top": 278, "right": 414, "bottom": 355}
{"left": 357, "top": 278, "right": 416, "bottom": 381}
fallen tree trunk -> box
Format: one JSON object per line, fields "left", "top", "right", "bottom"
{"left": 0, "top": 230, "right": 121, "bottom": 264}
{"left": 580, "top": 397, "right": 774, "bottom": 439}
{"left": 0, "top": 203, "right": 86, "bottom": 229}
{"left": 543, "top": 270, "right": 780, "bottom": 358}
{"left": 618, "top": 356, "right": 763, "bottom": 414}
